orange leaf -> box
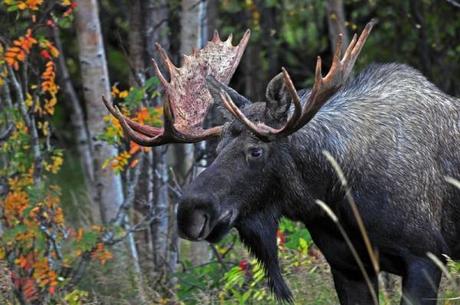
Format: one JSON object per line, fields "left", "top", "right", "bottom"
{"left": 129, "top": 159, "right": 139, "bottom": 168}
{"left": 23, "top": 279, "right": 38, "bottom": 301}
{"left": 129, "top": 142, "right": 140, "bottom": 155}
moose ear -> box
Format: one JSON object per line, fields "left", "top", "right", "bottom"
{"left": 206, "top": 76, "right": 250, "bottom": 119}
{"left": 265, "top": 72, "right": 292, "bottom": 122}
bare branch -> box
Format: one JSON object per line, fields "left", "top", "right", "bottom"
{"left": 111, "top": 155, "right": 145, "bottom": 227}
{"left": 0, "top": 124, "right": 14, "bottom": 142}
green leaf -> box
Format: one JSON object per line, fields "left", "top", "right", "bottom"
{"left": 144, "top": 76, "right": 160, "bottom": 91}
{"left": 124, "top": 88, "right": 144, "bottom": 110}
{"left": 78, "top": 231, "right": 98, "bottom": 252}
{"left": 3, "top": 225, "right": 28, "bottom": 242}
{"left": 6, "top": 5, "right": 18, "bottom": 12}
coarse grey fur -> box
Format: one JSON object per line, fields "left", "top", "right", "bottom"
{"left": 284, "top": 63, "right": 460, "bottom": 304}
{"left": 289, "top": 63, "right": 460, "bottom": 253}
{"left": 177, "top": 63, "right": 460, "bottom": 305}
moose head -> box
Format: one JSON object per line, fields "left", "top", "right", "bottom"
{"left": 104, "top": 21, "right": 375, "bottom": 302}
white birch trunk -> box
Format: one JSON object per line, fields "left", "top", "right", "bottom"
{"left": 142, "top": 0, "right": 172, "bottom": 280}
{"left": 74, "top": 0, "right": 124, "bottom": 223}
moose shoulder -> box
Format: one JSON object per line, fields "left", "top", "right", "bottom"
{"left": 105, "top": 21, "right": 460, "bottom": 305}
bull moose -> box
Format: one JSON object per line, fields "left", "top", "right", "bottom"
{"left": 104, "top": 20, "right": 460, "bottom": 305}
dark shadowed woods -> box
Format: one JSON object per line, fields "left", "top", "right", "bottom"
{"left": 0, "top": 0, "right": 459, "bottom": 304}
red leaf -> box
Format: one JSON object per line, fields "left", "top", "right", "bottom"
{"left": 40, "top": 50, "right": 51, "bottom": 60}
{"left": 239, "top": 259, "right": 249, "bottom": 271}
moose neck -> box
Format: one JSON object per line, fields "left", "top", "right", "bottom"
{"left": 276, "top": 120, "right": 343, "bottom": 225}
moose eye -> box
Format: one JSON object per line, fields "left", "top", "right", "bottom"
{"left": 248, "top": 147, "right": 263, "bottom": 159}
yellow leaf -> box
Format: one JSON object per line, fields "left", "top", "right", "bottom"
{"left": 25, "top": 93, "right": 33, "bottom": 108}
{"left": 111, "top": 84, "right": 120, "bottom": 97}
{"left": 17, "top": 2, "right": 28, "bottom": 10}
{"left": 119, "top": 90, "right": 128, "bottom": 98}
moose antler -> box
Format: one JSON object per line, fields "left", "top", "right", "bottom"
{"left": 220, "top": 20, "right": 376, "bottom": 142}
{"left": 103, "top": 30, "right": 251, "bottom": 146}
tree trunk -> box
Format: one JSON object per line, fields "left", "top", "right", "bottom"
{"left": 126, "top": 1, "right": 148, "bottom": 301}
{"left": 53, "top": 27, "right": 95, "bottom": 191}
{"left": 243, "top": 8, "right": 264, "bottom": 100}
{"left": 143, "top": 0, "right": 170, "bottom": 78}
{"left": 206, "top": 0, "right": 218, "bottom": 38}
{"left": 259, "top": 2, "right": 279, "bottom": 80}
{"left": 129, "top": 0, "right": 146, "bottom": 86}
{"left": 74, "top": 0, "right": 124, "bottom": 224}
{"left": 151, "top": 148, "right": 170, "bottom": 275}
{"left": 409, "top": 0, "right": 432, "bottom": 79}
{"left": 142, "top": 0, "right": 172, "bottom": 282}
{"left": 325, "top": 0, "right": 349, "bottom": 54}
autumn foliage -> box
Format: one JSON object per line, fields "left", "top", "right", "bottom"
{"left": 0, "top": 1, "right": 113, "bottom": 304}
{"left": 101, "top": 82, "right": 163, "bottom": 173}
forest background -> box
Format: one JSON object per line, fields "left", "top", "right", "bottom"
{"left": 0, "top": 0, "right": 459, "bottom": 304}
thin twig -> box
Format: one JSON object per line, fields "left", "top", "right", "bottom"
{"left": 115, "top": 30, "right": 145, "bottom": 87}
{"left": 104, "top": 215, "right": 156, "bottom": 246}
{"left": 0, "top": 124, "right": 14, "bottom": 142}
{"left": 111, "top": 156, "right": 144, "bottom": 227}
{"left": 8, "top": 67, "right": 42, "bottom": 185}
{"left": 8, "top": 67, "right": 30, "bottom": 126}
{"left": 210, "top": 244, "right": 229, "bottom": 271}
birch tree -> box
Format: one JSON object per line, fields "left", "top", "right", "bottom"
{"left": 74, "top": 0, "right": 124, "bottom": 223}
{"left": 142, "top": 0, "right": 172, "bottom": 280}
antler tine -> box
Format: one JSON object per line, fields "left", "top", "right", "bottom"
{"left": 111, "top": 102, "right": 165, "bottom": 146}
{"left": 102, "top": 96, "right": 163, "bottom": 137}
{"left": 280, "top": 68, "right": 302, "bottom": 131}
{"left": 341, "top": 19, "right": 376, "bottom": 78}
{"left": 212, "top": 30, "right": 221, "bottom": 42}
{"left": 342, "top": 33, "right": 358, "bottom": 61}
{"left": 103, "top": 95, "right": 222, "bottom": 146}
{"left": 162, "top": 92, "right": 177, "bottom": 134}
{"left": 151, "top": 58, "right": 170, "bottom": 89}
{"left": 155, "top": 43, "right": 178, "bottom": 76}
{"left": 220, "top": 90, "right": 277, "bottom": 141}
{"left": 239, "top": 30, "right": 251, "bottom": 50}
{"left": 226, "top": 33, "right": 233, "bottom": 45}
{"left": 333, "top": 33, "right": 343, "bottom": 65}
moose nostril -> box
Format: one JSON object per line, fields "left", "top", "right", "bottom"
{"left": 198, "top": 213, "right": 209, "bottom": 239}
{"left": 178, "top": 209, "right": 211, "bottom": 241}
